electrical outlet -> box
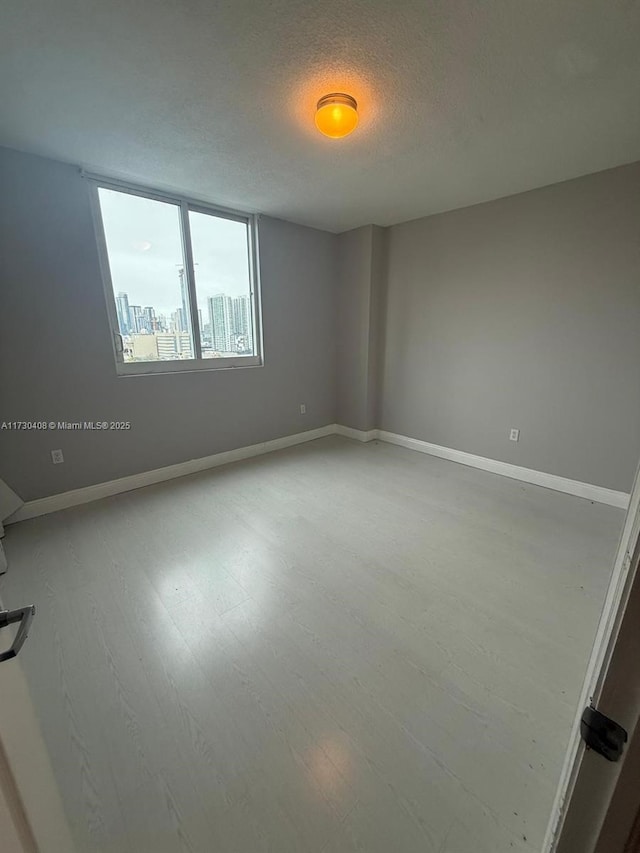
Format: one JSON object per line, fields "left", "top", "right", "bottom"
{"left": 300, "top": 404, "right": 306, "bottom": 414}
{"left": 509, "top": 428, "right": 520, "bottom": 442}
{"left": 51, "top": 449, "right": 64, "bottom": 464}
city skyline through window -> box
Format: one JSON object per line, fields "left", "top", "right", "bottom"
{"left": 97, "top": 186, "right": 257, "bottom": 367}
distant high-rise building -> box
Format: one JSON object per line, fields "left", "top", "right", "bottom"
{"left": 156, "top": 333, "right": 193, "bottom": 360}
{"left": 115, "top": 292, "right": 131, "bottom": 335}
{"left": 142, "top": 306, "right": 156, "bottom": 333}
{"left": 208, "top": 294, "right": 234, "bottom": 352}
{"left": 175, "top": 307, "right": 187, "bottom": 334}
{"left": 129, "top": 305, "right": 144, "bottom": 333}
{"left": 177, "top": 268, "right": 191, "bottom": 333}
{"left": 231, "top": 295, "right": 253, "bottom": 353}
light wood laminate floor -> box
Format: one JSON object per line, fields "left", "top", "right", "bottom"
{"left": 1, "top": 436, "right": 624, "bottom": 853}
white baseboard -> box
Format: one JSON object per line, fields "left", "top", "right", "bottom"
{"left": 334, "top": 424, "right": 378, "bottom": 442}
{"left": 6, "top": 423, "right": 630, "bottom": 524}
{"left": 377, "top": 430, "right": 630, "bottom": 509}
{"left": 7, "top": 424, "right": 336, "bottom": 524}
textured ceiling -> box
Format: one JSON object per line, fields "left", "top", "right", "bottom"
{"left": 1, "top": 0, "right": 639, "bottom": 232}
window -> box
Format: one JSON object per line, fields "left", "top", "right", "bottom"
{"left": 92, "top": 181, "right": 261, "bottom": 374}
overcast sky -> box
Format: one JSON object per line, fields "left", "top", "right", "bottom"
{"left": 98, "top": 187, "right": 251, "bottom": 316}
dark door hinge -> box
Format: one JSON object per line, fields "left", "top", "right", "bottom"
{"left": 580, "top": 706, "right": 628, "bottom": 762}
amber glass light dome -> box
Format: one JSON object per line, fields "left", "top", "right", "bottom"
{"left": 315, "top": 93, "right": 358, "bottom": 139}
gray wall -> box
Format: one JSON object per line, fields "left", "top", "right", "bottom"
{"left": 2, "top": 147, "right": 639, "bottom": 501}
{"left": 380, "top": 162, "right": 640, "bottom": 493}
{"left": 0, "top": 148, "right": 338, "bottom": 501}
{"left": 336, "top": 226, "right": 373, "bottom": 431}
{"left": 336, "top": 225, "right": 387, "bottom": 432}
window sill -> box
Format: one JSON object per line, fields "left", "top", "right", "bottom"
{"left": 116, "top": 356, "right": 263, "bottom": 377}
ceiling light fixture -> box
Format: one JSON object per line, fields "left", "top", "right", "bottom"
{"left": 315, "top": 93, "right": 358, "bottom": 139}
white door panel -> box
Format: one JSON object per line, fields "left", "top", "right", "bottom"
{"left": 548, "top": 459, "right": 640, "bottom": 852}
{"left": 0, "top": 600, "right": 75, "bottom": 853}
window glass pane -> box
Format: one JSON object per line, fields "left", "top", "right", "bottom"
{"left": 98, "top": 188, "right": 194, "bottom": 363}
{"left": 188, "top": 211, "right": 254, "bottom": 358}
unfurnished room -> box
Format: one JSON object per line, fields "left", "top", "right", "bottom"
{"left": 1, "top": 2, "right": 640, "bottom": 853}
